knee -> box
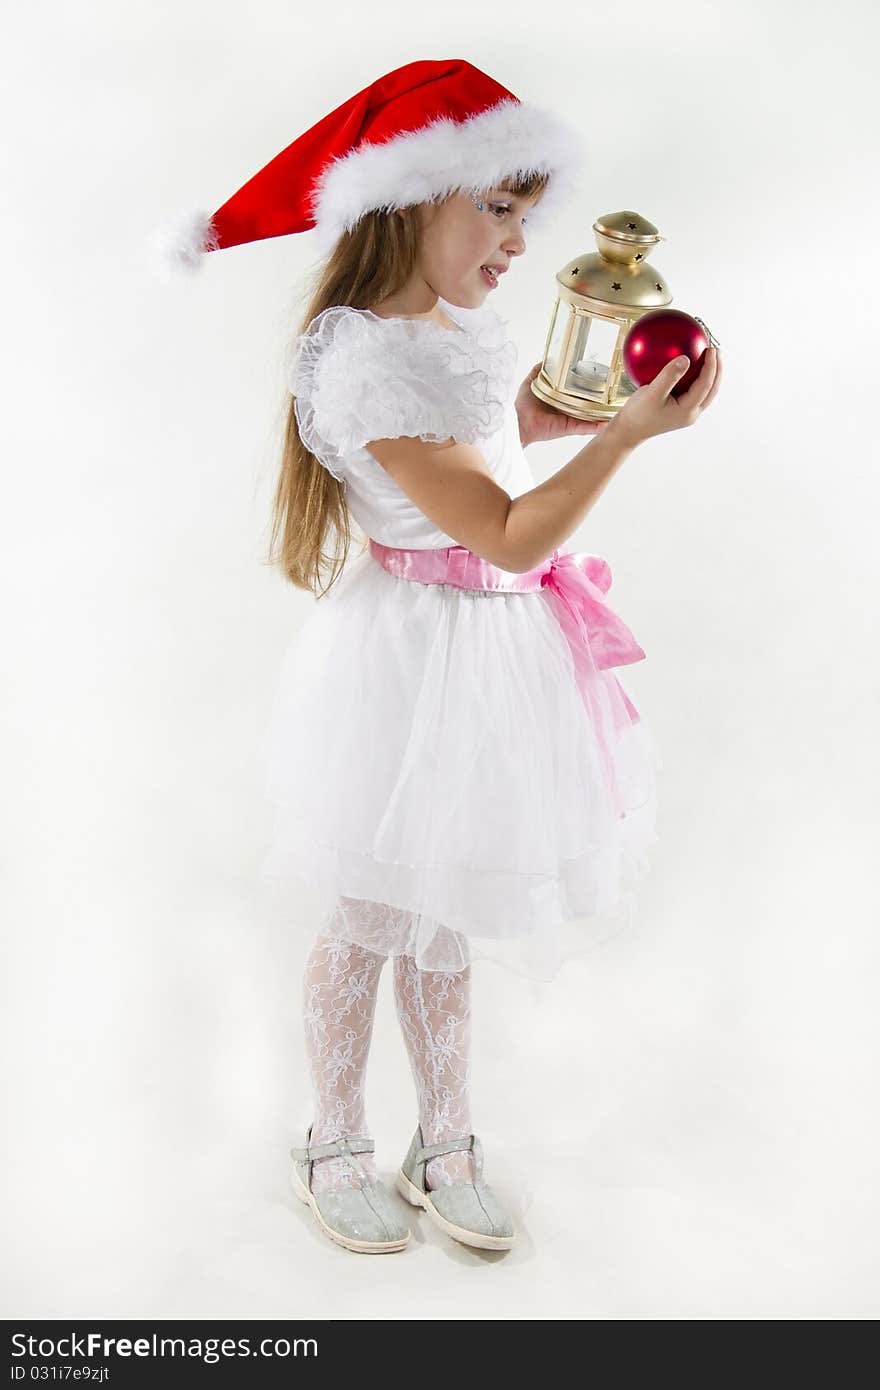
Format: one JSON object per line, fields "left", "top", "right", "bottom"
{"left": 308, "top": 932, "right": 390, "bottom": 968}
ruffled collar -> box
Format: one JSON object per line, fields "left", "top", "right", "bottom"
{"left": 289, "top": 296, "right": 519, "bottom": 465}
{"left": 357, "top": 295, "right": 512, "bottom": 354}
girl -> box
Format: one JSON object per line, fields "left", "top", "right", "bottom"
{"left": 161, "top": 58, "right": 721, "bottom": 1257}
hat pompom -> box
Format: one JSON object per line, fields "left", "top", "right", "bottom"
{"left": 150, "top": 209, "right": 220, "bottom": 280}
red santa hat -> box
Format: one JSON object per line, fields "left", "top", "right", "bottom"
{"left": 154, "top": 57, "right": 585, "bottom": 275}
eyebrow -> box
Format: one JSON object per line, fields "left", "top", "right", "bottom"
{"left": 493, "top": 187, "right": 539, "bottom": 205}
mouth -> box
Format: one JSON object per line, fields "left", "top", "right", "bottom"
{"left": 479, "top": 265, "right": 502, "bottom": 288}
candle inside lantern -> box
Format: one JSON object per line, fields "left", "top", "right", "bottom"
{"left": 570, "top": 355, "right": 608, "bottom": 392}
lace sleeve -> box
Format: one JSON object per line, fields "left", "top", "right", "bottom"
{"left": 288, "top": 305, "right": 517, "bottom": 481}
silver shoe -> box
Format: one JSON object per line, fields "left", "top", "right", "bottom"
{"left": 290, "top": 1127, "right": 411, "bottom": 1254}
{"left": 396, "top": 1125, "right": 516, "bottom": 1250}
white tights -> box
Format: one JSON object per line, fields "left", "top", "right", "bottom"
{"left": 301, "top": 921, "right": 474, "bottom": 1195}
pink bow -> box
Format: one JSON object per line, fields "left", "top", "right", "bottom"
{"left": 540, "top": 548, "right": 645, "bottom": 679}
{"left": 540, "top": 551, "right": 646, "bottom": 804}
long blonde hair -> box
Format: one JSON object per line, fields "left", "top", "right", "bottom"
{"left": 265, "top": 172, "right": 549, "bottom": 598}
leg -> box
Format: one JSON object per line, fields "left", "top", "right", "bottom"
{"left": 392, "top": 955, "right": 474, "bottom": 1188}
{"left": 302, "top": 932, "right": 386, "bottom": 1194}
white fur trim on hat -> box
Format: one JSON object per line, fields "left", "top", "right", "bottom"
{"left": 309, "top": 98, "right": 585, "bottom": 254}
{"left": 150, "top": 209, "right": 220, "bottom": 279}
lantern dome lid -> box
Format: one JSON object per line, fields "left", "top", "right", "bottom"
{"left": 557, "top": 209, "right": 672, "bottom": 312}
{"left": 593, "top": 210, "right": 662, "bottom": 248}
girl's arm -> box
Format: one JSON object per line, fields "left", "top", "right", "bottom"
{"left": 503, "top": 422, "right": 635, "bottom": 568}
{"left": 366, "top": 347, "right": 721, "bottom": 573}
{"left": 364, "top": 424, "right": 635, "bottom": 573}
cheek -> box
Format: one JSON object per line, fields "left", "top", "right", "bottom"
{"left": 431, "top": 207, "right": 494, "bottom": 274}
{"left": 438, "top": 241, "right": 479, "bottom": 278}
{"left": 465, "top": 229, "right": 493, "bottom": 268}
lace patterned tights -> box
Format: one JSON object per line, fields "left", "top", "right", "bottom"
{"left": 302, "top": 931, "right": 474, "bottom": 1194}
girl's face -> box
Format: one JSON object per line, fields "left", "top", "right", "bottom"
{"left": 413, "top": 187, "right": 540, "bottom": 309}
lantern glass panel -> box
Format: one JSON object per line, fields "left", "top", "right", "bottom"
{"left": 544, "top": 300, "right": 569, "bottom": 386}
{"left": 613, "top": 362, "right": 638, "bottom": 403}
{"left": 565, "top": 315, "right": 619, "bottom": 400}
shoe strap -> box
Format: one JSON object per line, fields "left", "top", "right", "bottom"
{"left": 290, "top": 1135, "right": 375, "bottom": 1162}
{"left": 417, "top": 1133, "right": 483, "bottom": 1181}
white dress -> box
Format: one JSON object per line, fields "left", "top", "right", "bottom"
{"left": 259, "top": 296, "right": 660, "bottom": 980}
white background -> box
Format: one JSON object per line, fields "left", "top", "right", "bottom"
{"left": 2, "top": 0, "right": 878, "bottom": 1319}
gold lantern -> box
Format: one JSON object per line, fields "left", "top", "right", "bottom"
{"left": 532, "top": 210, "right": 675, "bottom": 423}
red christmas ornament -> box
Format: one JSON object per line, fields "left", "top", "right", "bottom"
{"left": 622, "top": 309, "right": 710, "bottom": 398}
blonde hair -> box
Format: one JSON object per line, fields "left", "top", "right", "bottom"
{"left": 265, "top": 171, "right": 549, "bottom": 598}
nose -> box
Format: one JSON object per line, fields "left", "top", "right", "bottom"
{"left": 502, "top": 226, "right": 527, "bottom": 257}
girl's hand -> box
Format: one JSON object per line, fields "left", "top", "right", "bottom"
{"left": 515, "top": 361, "right": 610, "bottom": 448}
{"left": 609, "top": 347, "right": 723, "bottom": 450}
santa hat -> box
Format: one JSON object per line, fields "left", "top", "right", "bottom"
{"left": 154, "top": 57, "right": 585, "bottom": 275}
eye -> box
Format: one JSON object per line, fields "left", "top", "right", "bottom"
{"left": 490, "top": 202, "right": 527, "bottom": 226}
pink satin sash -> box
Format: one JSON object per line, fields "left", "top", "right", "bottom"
{"left": 368, "top": 539, "right": 647, "bottom": 767}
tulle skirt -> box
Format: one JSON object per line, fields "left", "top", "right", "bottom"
{"left": 258, "top": 545, "right": 661, "bottom": 980}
